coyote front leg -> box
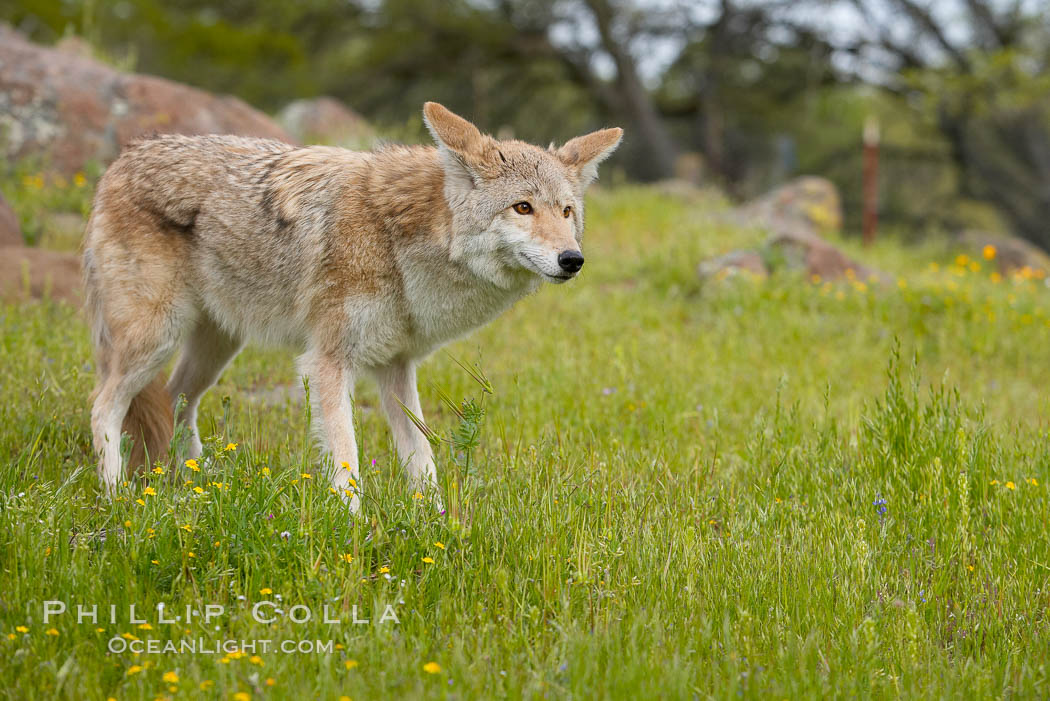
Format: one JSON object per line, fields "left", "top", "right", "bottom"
{"left": 303, "top": 350, "right": 361, "bottom": 513}
{"left": 375, "top": 361, "right": 442, "bottom": 506}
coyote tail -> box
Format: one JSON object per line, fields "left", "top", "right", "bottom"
{"left": 83, "top": 241, "right": 174, "bottom": 473}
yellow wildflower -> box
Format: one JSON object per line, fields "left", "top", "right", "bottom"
{"left": 15, "top": 626, "right": 27, "bottom": 633}
{"left": 423, "top": 661, "right": 442, "bottom": 674}
{"left": 983, "top": 245, "right": 997, "bottom": 260}
{"left": 422, "top": 556, "right": 434, "bottom": 564}
{"left": 434, "top": 541, "right": 445, "bottom": 550}
{"left": 143, "top": 487, "right": 156, "bottom": 496}
{"left": 225, "top": 442, "right": 238, "bottom": 451}
{"left": 162, "top": 671, "right": 179, "bottom": 683}
{"left": 260, "top": 588, "right": 272, "bottom": 595}
{"left": 126, "top": 665, "right": 143, "bottom": 676}
{"left": 45, "top": 628, "right": 58, "bottom": 636}
{"left": 345, "top": 659, "right": 358, "bottom": 669}
{"left": 185, "top": 459, "right": 199, "bottom": 471}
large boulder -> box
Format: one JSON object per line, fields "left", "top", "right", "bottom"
{"left": 702, "top": 177, "right": 882, "bottom": 284}
{"left": 0, "top": 246, "right": 81, "bottom": 303}
{"left": 767, "top": 228, "right": 883, "bottom": 282}
{"left": 0, "top": 193, "right": 21, "bottom": 246}
{"left": 697, "top": 250, "right": 768, "bottom": 280}
{"left": 737, "top": 176, "right": 843, "bottom": 237}
{"left": 278, "top": 96, "right": 374, "bottom": 146}
{"left": 957, "top": 231, "right": 1050, "bottom": 276}
{"left": 0, "top": 24, "right": 294, "bottom": 175}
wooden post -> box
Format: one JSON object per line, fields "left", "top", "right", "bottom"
{"left": 862, "top": 117, "right": 880, "bottom": 246}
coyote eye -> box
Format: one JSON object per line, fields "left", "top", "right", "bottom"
{"left": 563, "top": 205, "right": 573, "bottom": 218}
{"left": 512, "top": 202, "right": 533, "bottom": 215}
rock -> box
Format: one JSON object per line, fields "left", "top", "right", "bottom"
{"left": 0, "top": 193, "right": 22, "bottom": 246}
{"left": 278, "top": 96, "right": 373, "bottom": 146}
{"left": 0, "top": 24, "right": 294, "bottom": 176}
{"left": 697, "top": 250, "right": 768, "bottom": 280}
{"left": 768, "top": 229, "right": 882, "bottom": 282}
{"left": 0, "top": 246, "right": 81, "bottom": 303}
{"left": 737, "top": 176, "right": 843, "bottom": 236}
{"left": 957, "top": 231, "right": 1050, "bottom": 275}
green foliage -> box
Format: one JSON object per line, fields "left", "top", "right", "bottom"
{"left": 0, "top": 156, "right": 99, "bottom": 246}
{"left": 1, "top": 189, "right": 1050, "bottom": 697}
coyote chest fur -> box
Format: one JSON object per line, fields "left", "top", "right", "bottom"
{"left": 84, "top": 102, "right": 622, "bottom": 513}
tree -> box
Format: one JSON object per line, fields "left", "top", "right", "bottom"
{"left": 837, "top": 0, "right": 1050, "bottom": 247}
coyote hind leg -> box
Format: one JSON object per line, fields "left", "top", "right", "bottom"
{"left": 166, "top": 315, "right": 243, "bottom": 459}
{"left": 91, "top": 336, "right": 178, "bottom": 493}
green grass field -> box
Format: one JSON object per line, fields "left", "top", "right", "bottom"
{"left": 2, "top": 185, "right": 1050, "bottom": 699}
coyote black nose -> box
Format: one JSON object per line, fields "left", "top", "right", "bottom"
{"left": 558, "top": 250, "right": 585, "bottom": 274}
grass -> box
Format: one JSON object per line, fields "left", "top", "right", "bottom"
{"left": 2, "top": 184, "right": 1050, "bottom": 699}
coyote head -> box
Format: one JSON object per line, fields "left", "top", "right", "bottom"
{"left": 423, "top": 102, "right": 622, "bottom": 287}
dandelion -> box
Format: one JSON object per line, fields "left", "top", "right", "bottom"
{"left": 422, "top": 556, "right": 434, "bottom": 564}
{"left": 143, "top": 487, "right": 156, "bottom": 496}
{"left": 341, "top": 553, "right": 354, "bottom": 563}
{"left": 126, "top": 665, "right": 143, "bottom": 676}
{"left": 136, "top": 498, "right": 146, "bottom": 506}
{"left": 124, "top": 520, "right": 132, "bottom": 528}
{"left": 185, "top": 459, "right": 200, "bottom": 471}
{"left": 345, "top": 659, "right": 358, "bottom": 669}
{"left": 249, "top": 655, "right": 263, "bottom": 666}
{"left": 45, "top": 628, "right": 58, "bottom": 636}
{"left": 1006, "top": 481, "right": 1016, "bottom": 490}
{"left": 162, "top": 671, "right": 179, "bottom": 683}
{"left": 138, "top": 623, "right": 153, "bottom": 630}
{"left": 199, "top": 680, "right": 214, "bottom": 689}
{"left": 121, "top": 632, "right": 138, "bottom": 640}
{"left": 379, "top": 566, "right": 390, "bottom": 574}
{"left": 261, "top": 467, "right": 270, "bottom": 476}
{"left": 1029, "top": 478, "right": 1039, "bottom": 486}
{"left": 983, "top": 245, "right": 997, "bottom": 260}
{"left": 434, "top": 541, "right": 445, "bottom": 550}
{"left": 412, "top": 491, "right": 424, "bottom": 500}
{"left": 260, "top": 588, "right": 272, "bottom": 595}
{"left": 193, "top": 487, "right": 204, "bottom": 494}
{"left": 181, "top": 524, "right": 193, "bottom": 532}
{"left": 151, "top": 466, "right": 165, "bottom": 475}
{"left": 233, "top": 693, "right": 251, "bottom": 701}
{"left": 187, "top": 552, "right": 196, "bottom": 558}
{"left": 15, "top": 626, "right": 27, "bottom": 633}
{"left": 265, "top": 678, "right": 276, "bottom": 686}
{"left": 990, "top": 479, "right": 999, "bottom": 485}
{"left": 423, "top": 661, "right": 442, "bottom": 674}
{"left": 151, "top": 560, "right": 159, "bottom": 565}
{"left": 301, "top": 473, "right": 312, "bottom": 480}
{"left": 74, "top": 172, "right": 87, "bottom": 187}
{"left": 341, "top": 461, "right": 352, "bottom": 471}
{"left": 225, "top": 442, "right": 238, "bottom": 451}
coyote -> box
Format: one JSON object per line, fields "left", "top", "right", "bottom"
{"left": 83, "top": 102, "right": 622, "bottom": 512}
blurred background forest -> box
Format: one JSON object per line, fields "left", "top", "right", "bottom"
{"left": 3, "top": 0, "right": 1050, "bottom": 247}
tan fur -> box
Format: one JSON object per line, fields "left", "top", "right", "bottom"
{"left": 121, "top": 374, "right": 174, "bottom": 472}
{"left": 84, "top": 103, "right": 622, "bottom": 509}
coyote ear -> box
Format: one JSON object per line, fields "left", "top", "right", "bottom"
{"left": 557, "top": 127, "right": 623, "bottom": 188}
{"left": 423, "top": 102, "right": 495, "bottom": 192}
{"left": 423, "top": 102, "right": 485, "bottom": 157}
